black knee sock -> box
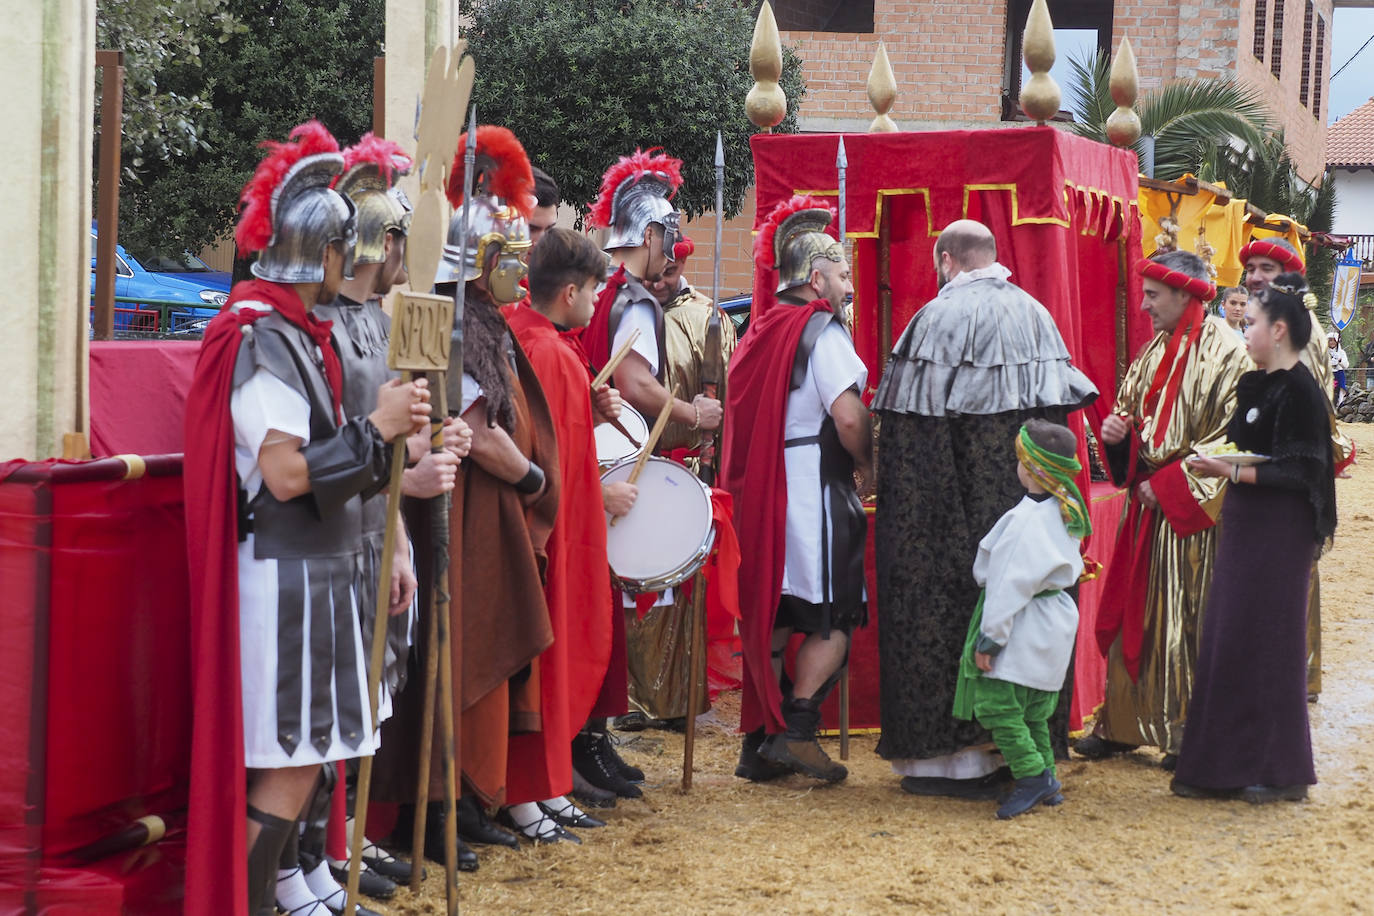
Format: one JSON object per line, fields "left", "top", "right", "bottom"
{"left": 299, "top": 765, "right": 336, "bottom": 871}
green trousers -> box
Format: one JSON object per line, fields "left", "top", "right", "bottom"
{"left": 972, "top": 677, "right": 1059, "bottom": 780}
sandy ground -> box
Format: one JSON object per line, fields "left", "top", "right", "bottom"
{"left": 375, "top": 427, "right": 1374, "bottom": 915}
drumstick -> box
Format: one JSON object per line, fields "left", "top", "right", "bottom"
{"left": 591, "top": 328, "right": 641, "bottom": 391}
{"left": 610, "top": 394, "right": 674, "bottom": 527}
{"left": 607, "top": 416, "right": 642, "bottom": 449}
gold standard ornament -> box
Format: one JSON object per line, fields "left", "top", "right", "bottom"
{"left": 1020, "top": 0, "right": 1060, "bottom": 123}
{"left": 1105, "top": 37, "right": 1142, "bottom": 148}
{"left": 746, "top": 1, "right": 786, "bottom": 130}
{"left": 867, "top": 42, "right": 899, "bottom": 133}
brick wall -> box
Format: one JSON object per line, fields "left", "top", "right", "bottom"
{"left": 1235, "top": 0, "right": 1331, "bottom": 180}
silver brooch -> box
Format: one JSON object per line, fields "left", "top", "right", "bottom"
{"left": 1246, "top": 407, "right": 1259, "bottom": 424}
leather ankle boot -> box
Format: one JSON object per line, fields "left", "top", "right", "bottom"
{"left": 761, "top": 697, "right": 847, "bottom": 782}
{"left": 734, "top": 728, "right": 790, "bottom": 782}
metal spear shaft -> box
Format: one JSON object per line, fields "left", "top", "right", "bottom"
{"left": 835, "top": 135, "right": 851, "bottom": 762}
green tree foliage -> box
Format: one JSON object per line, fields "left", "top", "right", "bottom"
{"left": 1064, "top": 51, "right": 1269, "bottom": 181}
{"left": 96, "top": 0, "right": 241, "bottom": 174}
{"left": 116, "top": 0, "right": 382, "bottom": 258}
{"left": 464, "top": 0, "right": 807, "bottom": 223}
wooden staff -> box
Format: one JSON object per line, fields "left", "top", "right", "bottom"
{"left": 590, "top": 327, "right": 641, "bottom": 390}
{"left": 343, "top": 369, "right": 416, "bottom": 913}
{"left": 681, "top": 568, "right": 708, "bottom": 791}
{"left": 610, "top": 393, "right": 674, "bottom": 524}
{"left": 839, "top": 667, "right": 850, "bottom": 760}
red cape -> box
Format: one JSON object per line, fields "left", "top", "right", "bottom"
{"left": 183, "top": 280, "right": 321, "bottom": 915}
{"left": 578, "top": 264, "right": 627, "bottom": 371}
{"left": 720, "top": 297, "right": 832, "bottom": 735}
{"left": 503, "top": 304, "right": 613, "bottom": 802}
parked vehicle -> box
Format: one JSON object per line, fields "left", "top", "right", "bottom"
{"left": 89, "top": 230, "right": 228, "bottom": 335}
{"left": 720, "top": 293, "right": 751, "bottom": 338}
{"left": 131, "top": 249, "right": 232, "bottom": 291}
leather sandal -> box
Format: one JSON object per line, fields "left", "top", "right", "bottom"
{"left": 498, "top": 807, "right": 581, "bottom": 845}
{"left": 538, "top": 798, "right": 606, "bottom": 829}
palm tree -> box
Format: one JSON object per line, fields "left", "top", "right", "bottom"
{"left": 1063, "top": 50, "right": 1270, "bottom": 181}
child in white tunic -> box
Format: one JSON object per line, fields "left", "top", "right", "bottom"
{"left": 953, "top": 419, "right": 1090, "bottom": 819}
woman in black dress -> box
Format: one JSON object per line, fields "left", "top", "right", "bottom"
{"left": 1172, "top": 272, "right": 1337, "bottom": 804}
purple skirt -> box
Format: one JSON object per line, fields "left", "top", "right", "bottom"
{"left": 1174, "top": 484, "right": 1317, "bottom": 789}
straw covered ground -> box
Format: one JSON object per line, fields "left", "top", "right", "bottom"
{"left": 380, "top": 427, "right": 1374, "bottom": 914}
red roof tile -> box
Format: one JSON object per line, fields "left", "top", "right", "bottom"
{"left": 1328, "top": 97, "right": 1374, "bottom": 168}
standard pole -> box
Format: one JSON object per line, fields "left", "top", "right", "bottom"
{"left": 93, "top": 50, "right": 123, "bottom": 341}
{"left": 681, "top": 571, "right": 708, "bottom": 791}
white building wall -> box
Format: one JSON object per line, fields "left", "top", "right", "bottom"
{"left": 1332, "top": 169, "right": 1374, "bottom": 236}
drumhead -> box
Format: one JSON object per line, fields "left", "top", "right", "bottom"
{"left": 595, "top": 404, "right": 649, "bottom": 467}
{"left": 601, "top": 456, "right": 714, "bottom": 589}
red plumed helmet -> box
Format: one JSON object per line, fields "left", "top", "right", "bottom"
{"left": 589, "top": 148, "right": 684, "bottom": 230}
{"left": 673, "top": 236, "right": 696, "bottom": 261}
{"left": 756, "top": 195, "right": 837, "bottom": 268}
{"left": 339, "top": 133, "right": 414, "bottom": 186}
{"left": 236, "top": 120, "right": 341, "bottom": 254}
{"left": 446, "top": 126, "right": 534, "bottom": 219}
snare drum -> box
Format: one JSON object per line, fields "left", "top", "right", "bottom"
{"left": 595, "top": 404, "right": 649, "bottom": 469}
{"left": 601, "top": 456, "right": 715, "bottom": 594}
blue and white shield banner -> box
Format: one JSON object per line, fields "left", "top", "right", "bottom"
{"left": 1331, "top": 253, "right": 1361, "bottom": 332}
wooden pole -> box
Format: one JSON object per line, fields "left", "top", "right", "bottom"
{"left": 372, "top": 56, "right": 386, "bottom": 138}
{"left": 409, "top": 546, "right": 441, "bottom": 893}
{"left": 93, "top": 50, "right": 123, "bottom": 342}
{"left": 839, "top": 666, "right": 850, "bottom": 760}
{"left": 344, "top": 372, "right": 412, "bottom": 916}
{"left": 681, "top": 569, "right": 708, "bottom": 791}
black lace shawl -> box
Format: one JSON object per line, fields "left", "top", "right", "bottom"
{"left": 1227, "top": 362, "right": 1337, "bottom": 545}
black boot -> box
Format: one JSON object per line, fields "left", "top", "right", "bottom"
{"left": 572, "top": 729, "right": 642, "bottom": 799}
{"left": 457, "top": 794, "right": 519, "bottom": 848}
{"left": 761, "top": 697, "right": 847, "bottom": 782}
{"left": 570, "top": 765, "right": 618, "bottom": 809}
{"left": 591, "top": 718, "right": 644, "bottom": 782}
{"left": 734, "top": 728, "right": 790, "bottom": 782}
{"left": 996, "top": 769, "right": 1061, "bottom": 819}
{"left": 246, "top": 805, "right": 296, "bottom": 916}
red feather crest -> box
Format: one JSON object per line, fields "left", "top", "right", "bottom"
{"left": 588, "top": 148, "right": 684, "bottom": 230}
{"left": 340, "top": 133, "right": 413, "bottom": 187}
{"left": 755, "top": 195, "right": 837, "bottom": 268}
{"left": 236, "top": 120, "right": 341, "bottom": 254}
{"left": 445, "top": 126, "right": 534, "bottom": 219}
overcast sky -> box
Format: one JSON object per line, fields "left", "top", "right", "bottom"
{"left": 1330, "top": 8, "right": 1374, "bottom": 124}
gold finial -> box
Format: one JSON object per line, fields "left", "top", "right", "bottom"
{"left": 746, "top": 1, "right": 787, "bottom": 131}
{"left": 1105, "top": 37, "right": 1142, "bottom": 147}
{"left": 1019, "top": 0, "right": 1060, "bottom": 124}
{"left": 867, "top": 42, "right": 899, "bottom": 132}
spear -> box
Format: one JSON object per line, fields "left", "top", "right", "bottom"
{"left": 835, "top": 134, "right": 851, "bottom": 762}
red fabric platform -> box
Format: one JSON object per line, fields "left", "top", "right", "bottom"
{"left": 0, "top": 456, "right": 191, "bottom": 915}
{"left": 89, "top": 341, "right": 199, "bottom": 458}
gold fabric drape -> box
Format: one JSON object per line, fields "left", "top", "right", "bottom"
{"left": 1096, "top": 317, "right": 1251, "bottom": 754}
{"left": 657, "top": 288, "right": 738, "bottom": 454}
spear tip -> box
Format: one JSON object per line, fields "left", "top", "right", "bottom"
{"left": 714, "top": 131, "right": 725, "bottom": 168}
{"left": 836, "top": 135, "right": 848, "bottom": 169}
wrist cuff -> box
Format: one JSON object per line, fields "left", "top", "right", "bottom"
{"left": 514, "top": 461, "right": 544, "bottom": 495}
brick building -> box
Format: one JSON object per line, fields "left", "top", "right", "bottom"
{"left": 684, "top": 0, "right": 1336, "bottom": 298}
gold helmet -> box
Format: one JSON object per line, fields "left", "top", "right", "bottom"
{"left": 757, "top": 195, "right": 844, "bottom": 295}
{"left": 334, "top": 134, "right": 414, "bottom": 266}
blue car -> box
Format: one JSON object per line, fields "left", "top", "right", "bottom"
{"left": 89, "top": 230, "right": 229, "bottom": 336}
{"left": 133, "top": 249, "right": 233, "bottom": 291}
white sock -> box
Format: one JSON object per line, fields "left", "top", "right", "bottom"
{"left": 303, "top": 861, "right": 346, "bottom": 909}
{"left": 539, "top": 796, "right": 586, "bottom": 820}
{"left": 506, "top": 801, "right": 556, "bottom": 839}
{"left": 275, "top": 867, "right": 329, "bottom": 915}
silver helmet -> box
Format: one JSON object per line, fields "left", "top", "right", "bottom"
{"left": 251, "top": 152, "right": 358, "bottom": 284}
{"left": 335, "top": 137, "right": 414, "bottom": 266}
{"left": 591, "top": 149, "right": 685, "bottom": 261}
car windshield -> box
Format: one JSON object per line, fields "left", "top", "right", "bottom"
{"left": 138, "top": 251, "right": 210, "bottom": 272}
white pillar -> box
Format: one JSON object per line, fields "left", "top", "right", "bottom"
{"left": 0, "top": 0, "right": 95, "bottom": 460}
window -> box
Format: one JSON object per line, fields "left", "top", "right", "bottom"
{"left": 1271, "top": 0, "right": 1285, "bottom": 79}
{"left": 1300, "top": 1, "right": 1313, "bottom": 106}
{"left": 770, "top": 0, "right": 874, "bottom": 33}
{"left": 1254, "top": 0, "right": 1268, "bottom": 61}
{"left": 1002, "top": 0, "right": 1113, "bottom": 121}
{"left": 1313, "top": 14, "right": 1326, "bottom": 117}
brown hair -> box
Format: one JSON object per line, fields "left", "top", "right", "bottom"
{"left": 1023, "top": 418, "right": 1076, "bottom": 459}
{"left": 527, "top": 227, "right": 604, "bottom": 304}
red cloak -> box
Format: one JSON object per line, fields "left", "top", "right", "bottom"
{"left": 503, "top": 304, "right": 613, "bottom": 802}
{"left": 719, "top": 297, "right": 832, "bottom": 735}
{"left": 181, "top": 279, "right": 341, "bottom": 916}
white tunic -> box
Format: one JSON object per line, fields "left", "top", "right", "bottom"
{"left": 972, "top": 494, "right": 1083, "bottom": 692}
{"left": 780, "top": 321, "right": 868, "bottom": 604}
{"left": 612, "top": 301, "right": 662, "bottom": 378}
{"left": 233, "top": 366, "right": 378, "bottom": 768}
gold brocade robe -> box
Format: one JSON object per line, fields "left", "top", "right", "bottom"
{"left": 624, "top": 286, "right": 737, "bottom": 720}
{"left": 1096, "top": 316, "right": 1250, "bottom": 754}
